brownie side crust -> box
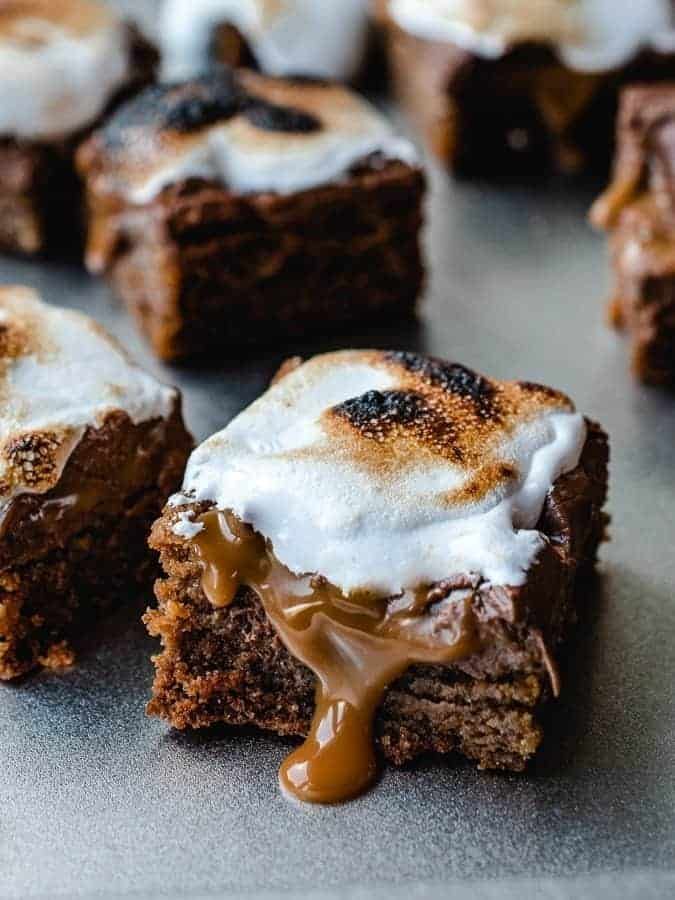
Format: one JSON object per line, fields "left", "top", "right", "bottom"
{"left": 79, "top": 155, "right": 425, "bottom": 361}
{"left": 145, "top": 421, "right": 608, "bottom": 772}
{"left": 607, "top": 201, "right": 675, "bottom": 385}
{"left": 0, "top": 408, "right": 192, "bottom": 680}
{"left": 385, "top": 23, "right": 675, "bottom": 176}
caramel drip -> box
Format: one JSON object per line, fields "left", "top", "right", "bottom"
{"left": 589, "top": 171, "right": 643, "bottom": 230}
{"left": 193, "top": 510, "right": 483, "bottom": 805}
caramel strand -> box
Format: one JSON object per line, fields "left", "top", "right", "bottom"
{"left": 193, "top": 509, "right": 483, "bottom": 804}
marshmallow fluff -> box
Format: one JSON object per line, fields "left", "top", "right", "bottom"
{"left": 389, "top": 0, "right": 675, "bottom": 72}
{"left": 0, "top": 0, "right": 132, "bottom": 141}
{"left": 160, "top": 0, "right": 369, "bottom": 82}
{"left": 173, "top": 350, "right": 587, "bottom": 596}
{"left": 0, "top": 287, "right": 177, "bottom": 512}
{"left": 97, "top": 72, "right": 418, "bottom": 204}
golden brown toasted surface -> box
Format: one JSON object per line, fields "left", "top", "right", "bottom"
{"left": 0, "top": 0, "right": 114, "bottom": 40}
{"left": 311, "top": 350, "right": 574, "bottom": 506}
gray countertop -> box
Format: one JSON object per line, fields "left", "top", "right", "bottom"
{"left": 1, "top": 3, "right": 674, "bottom": 898}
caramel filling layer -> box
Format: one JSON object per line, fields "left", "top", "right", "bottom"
{"left": 192, "top": 509, "right": 484, "bottom": 805}
{"left": 0, "top": 418, "right": 173, "bottom": 556}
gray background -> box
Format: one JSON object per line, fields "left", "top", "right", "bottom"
{"left": 1, "top": 3, "right": 674, "bottom": 899}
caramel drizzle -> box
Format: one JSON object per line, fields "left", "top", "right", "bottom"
{"left": 192, "top": 510, "right": 483, "bottom": 805}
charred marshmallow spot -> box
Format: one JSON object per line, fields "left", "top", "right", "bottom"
{"left": 101, "top": 71, "right": 322, "bottom": 148}
{"left": 282, "top": 73, "right": 334, "bottom": 88}
{"left": 100, "top": 74, "right": 245, "bottom": 147}
{"left": 85, "top": 69, "right": 417, "bottom": 201}
{"left": 385, "top": 351, "right": 498, "bottom": 419}
{"left": 331, "top": 389, "right": 462, "bottom": 461}
{"left": 243, "top": 97, "right": 321, "bottom": 134}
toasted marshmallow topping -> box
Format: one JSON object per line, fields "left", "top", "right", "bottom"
{"left": 389, "top": 0, "right": 675, "bottom": 72}
{"left": 160, "top": 0, "right": 369, "bottom": 82}
{"left": 0, "top": 0, "right": 131, "bottom": 141}
{"left": 84, "top": 71, "right": 417, "bottom": 204}
{"left": 0, "top": 287, "right": 176, "bottom": 512}
{"left": 173, "top": 350, "right": 586, "bottom": 595}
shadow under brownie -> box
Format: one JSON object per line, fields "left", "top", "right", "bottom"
{"left": 0, "top": 287, "right": 192, "bottom": 680}
{"left": 76, "top": 70, "right": 425, "bottom": 362}
{"left": 145, "top": 350, "right": 609, "bottom": 803}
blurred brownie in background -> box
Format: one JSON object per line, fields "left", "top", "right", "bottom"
{"left": 0, "top": 0, "right": 157, "bottom": 257}
{"left": 591, "top": 84, "right": 675, "bottom": 386}
{"left": 380, "top": 0, "right": 675, "bottom": 176}
{"left": 77, "top": 70, "right": 425, "bottom": 362}
{"left": 160, "top": 0, "right": 371, "bottom": 83}
{"left": 0, "top": 287, "right": 192, "bottom": 681}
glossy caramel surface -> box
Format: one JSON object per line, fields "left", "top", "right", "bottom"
{"left": 193, "top": 509, "right": 482, "bottom": 804}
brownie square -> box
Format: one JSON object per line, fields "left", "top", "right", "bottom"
{"left": 77, "top": 71, "right": 425, "bottom": 362}
{"left": 0, "top": 11, "right": 157, "bottom": 257}
{"left": 145, "top": 350, "right": 608, "bottom": 803}
{"left": 0, "top": 287, "right": 192, "bottom": 680}
{"left": 382, "top": 11, "right": 675, "bottom": 176}
{"left": 591, "top": 85, "right": 675, "bottom": 385}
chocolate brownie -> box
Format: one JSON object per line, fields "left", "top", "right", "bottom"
{"left": 146, "top": 350, "right": 609, "bottom": 803}
{"left": 0, "top": 287, "right": 192, "bottom": 680}
{"left": 591, "top": 84, "right": 675, "bottom": 385}
{"left": 160, "top": 0, "right": 370, "bottom": 83}
{"left": 0, "top": 1, "right": 157, "bottom": 257}
{"left": 77, "top": 70, "right": 425, "bottom": 362}
{"left": 381, "top": 1, "right": 675, "bottom": 176}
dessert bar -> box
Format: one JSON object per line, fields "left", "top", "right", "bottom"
{"left": 77, "top": 70, "right": 425, "bottom": 361}
{"left": 0, "top": 287, "right": 192, "bottom": 680}
{"left": 591, "top": 84, "right": 675, "bottom": 385}
{"left": 0, "top": 0, "right": 157, "bottom": 256}
{"left": 380, "top": 0, "right": 675, "bottom": 175}
{"left": 146, "top": 349, "right": 608, "bottom": 804}
{"left": 160, "top": 0, "right": 370, "bottom": 83}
